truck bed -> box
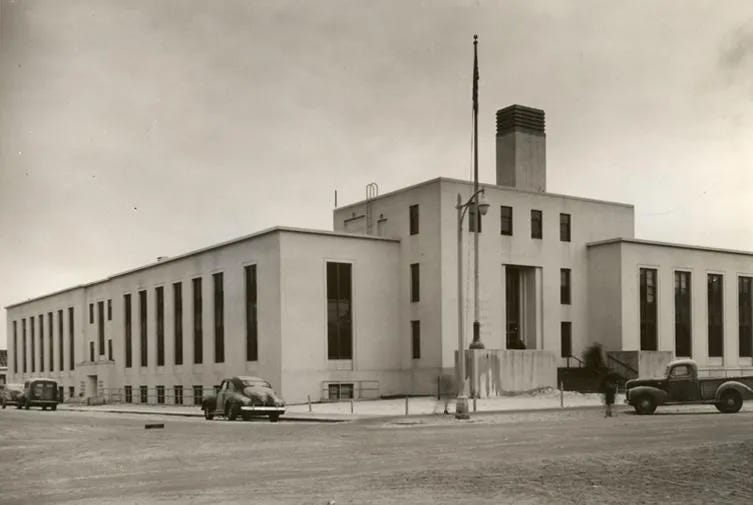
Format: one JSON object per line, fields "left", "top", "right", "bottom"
{"left": 699, "top": 376, "right": 753, "bottom": 400}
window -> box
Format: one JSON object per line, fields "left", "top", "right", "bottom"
{"left": 561, "top": 322, "right": 572, "bottom": 358}
{"left": 68, "top": 386, "right": 74, "bottom": 399}
{"left": 640, "top": 268, "right": 658, "bottom": 351}
{"left": 531, "top": 210, "right": 542, "bottom": 239}
{"left": 174, "top": 385, "right": 183, "bottom": 405}
{"left": 58, "top": 386, "right": 64, "bottom": 401}
{"left": 140, "top": 385, "right": 148, "bottom": 404}
{"left": 411, "top": 320, "right": 421, "bottom": 359}
{"left": 39, "top": 315, "right": 44, "bottom": 372}
{"left": 97, "top": 301, "right": 105, "bottom": 356}
{"left": 156, "top": 385, "right": 165, "bottom": 404}
{"left": 327, "top": 262, "right": 353, "bottom": 360}
{"left": 245, "top": 265, "right": 258, "bottom": 361}
{"left": 193, "top": 385, "right": 203, "bottom": 406}
{"left": 739, "top": 277, "right": 752, "bottom": 358}
{"left": 675, "top": 271, "right": 692, "bottom": 357}
{"left": 124, "top": 294, "right": 132, "bottom": 368}
{"left": 173, "top": 282, "right": 183, "bottom": 365}
{"left": 328, "top": 383, "right": 354, "bottom": 400}
{"left": 500, "top": 206, "right": 513, "bottom": 236}
{"left": 58, "top": 309, "right": 64, "bottom": 371}
{"left": 68, "top": 307, "right": 75, "bottom": 370}
{"left": 213, "top": 273, "right": 224, "bottom": 363}
{"left": 193, "top": 278, "right": 203, "bottom": 364}
{"left": 108, "top": 339, "right": 113, "bottom": 361}
{"left": 89, "top": 303, "right": 94, "bottom": 324}
{"left": 22, "top": 319, "right": 27, "bottom": 373}
{"left": 48, "top": 312, "right": 54, "bottom": 371}
{"left": 409, "top": 204, "right": 419, "bottom": 235}
{"left": 708, "top": 274, "right": 724, "bottom": 357}
{"left": 139, "top": 290, "right": 148, "bottom": 366}
{"left": 12, "top": 321, "right": 17, "bottom": 374}
{"left": 560, "top": 269, "right": 571, "bottom": 305}
{"left": 124, "top": 385, "right": 132, "bottom": 403}
{"left": 410, "top": 263, "right": 420, "bottom": 302}
{"left": 30, "top": 317, "right": 35, "bottom": 372}
{"left": 560, "top": 213, "right": 571, "bottom": 242}
{"left": 89, "top": 341, "right": 94, "bottom": 362}
{"left": 468, "top": 207, "right": 482, "bottom": 233}
{"left": 107, "top": 299, "right": 112, "bottom": 321}
{"left": 156, "top": 286, "right": 165, "bottom": 366}
{"left": 670, "top": 365, "right": 690, "bottom": 378}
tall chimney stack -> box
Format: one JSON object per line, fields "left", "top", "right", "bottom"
{"left": 495, "top": 105, "right": 546, "bottom": 192}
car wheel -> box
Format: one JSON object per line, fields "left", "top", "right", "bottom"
{"left": 51, "top": 404, "right": 57, "bottom": 411}
{"left": 226, "top": 402, "right": 239, "bottom": 421}
{"left": 269, "top": 413, "right": 280, "bottom": 423}
{"left": 42, "top": 406, "right": 47, "bottom": 411}
{"left": 204, "top": 408, "right": 214, "bottom": 420}
{"left": 634, "top": 396, "right": 656, "bottom": 415}
{"left": 716, "top": 390, "right": 742, "bottom": 414}
{"left": 1, "top": 399, "right": 6, "bottom": 409}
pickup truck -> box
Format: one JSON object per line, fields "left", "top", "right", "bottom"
{"left": 625, "top": 359, "right": 753, "bottom": 415}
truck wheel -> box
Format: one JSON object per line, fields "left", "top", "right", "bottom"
{"left": 269, "top": 413, "right": 280, "bottom": 423}
{"left": 634, "top": 396, "right": 656, "bottom": 415}
{"left": 204, "top": 408, "right": 214, "bottom": 420}
{"left": 51, "top": 404, "right": 57, "bottom": 411}
{"left": 716, "top": 390, "right": 742, "bottom": 414}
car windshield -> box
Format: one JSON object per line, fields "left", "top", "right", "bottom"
{"left": 242, "top": 380, "right": 271, "bottom": 388}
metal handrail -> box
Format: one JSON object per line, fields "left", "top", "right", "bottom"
{"left": 606, "top": 354, "right": 638, "bottom": 377}
{"left": 565, "top": 355, "right": 585, "bottom": 368}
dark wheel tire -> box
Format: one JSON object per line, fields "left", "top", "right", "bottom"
{"left": 1, "top": 400, "right": 6, "bottom": 409}
{"left": 717, "top": 390, "right": 743, "bottom": 414}
{"left": 634, "top": 396, "right": 656, "bottom": 415}
{"left": 204, "top": 408, "right": 214, "bottom": 420}
{"left": 42, "top": 406, "right": 47, "bottom": 411}
{"left": 226, "top": 402, "right": 239, "bottom": 421}
{"left": 51, "top": 404, "right": 57, "bottom": 411}
{"left": 16, "top": 403, "right": 22, "bottom": 410}
{"left": 24, "top": 402, "right": 30, "bottom": 410}
{"left": 269, "top": 413, "right": 280, "bottom": 423}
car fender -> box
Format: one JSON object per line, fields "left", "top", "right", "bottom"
{"left": 715, "top": 381, "right": 753, "bottom": 402}
{"left": 628, "top": 386, "right": 667, "bottom": 406}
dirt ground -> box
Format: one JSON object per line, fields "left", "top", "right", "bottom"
{"left": 0, "top": 405, "right": 751, "bottom": 505}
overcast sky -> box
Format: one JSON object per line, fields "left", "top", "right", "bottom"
{"left": 2, "top": 0, "right": 753, "bottom": 348}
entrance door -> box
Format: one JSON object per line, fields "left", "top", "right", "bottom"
{"left": 506, "top": 266, "right": 521, "bottom": 348}
{"left": 87, "top": 375, "right": 97, "bottom": 399}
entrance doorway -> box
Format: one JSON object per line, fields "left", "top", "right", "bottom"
{"left": 86, "top": 375, "right": 98, "bottom": 399}
{"left": 505, "top": 265, "right": 542, "bottom": 350}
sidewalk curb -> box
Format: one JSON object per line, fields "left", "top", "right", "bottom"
{"left": 59, "top": 406, "right": 350, "bottom": 423}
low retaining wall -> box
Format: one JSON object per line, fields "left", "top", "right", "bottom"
{"left": 458, "top": 349, "right": 558, "bottom": 397}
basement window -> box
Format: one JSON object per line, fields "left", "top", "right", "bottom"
{"left": 328, "top": 383, "right": 354, "bottom": 400}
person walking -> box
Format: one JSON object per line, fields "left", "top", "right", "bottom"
{"left": 600, "top": 370, "right": 618, "bottom": 417}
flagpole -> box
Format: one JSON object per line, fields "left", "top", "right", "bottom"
{"left": 470, "top": 34, "right": 484, "bottom": 351}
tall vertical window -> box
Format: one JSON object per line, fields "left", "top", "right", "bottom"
{"left": 640, "top": 268, "right": 658, "bottom": 351}
{"left": 124, "top": 294, "right": 132, "bottom": 368}
{"left": 156, "top": 385, "right": 165, "bottom": 404}
{"left": 560, "top": 213, "right": 571, "bottom": 242}
{"left": 23, "top": 319, "right": 27, "bottom": 373}
{"left": 327, "top": 262, "right": 352, "bottom": 360}
{"left": 245, "top": 265, "right": 258, "bottom": 361}
{"left": 48, "top": 312, "right": 54, "bottom": 371}
{"left": 739, "top": 277, "right": 752, "bottom": 358}
{"left": 560, "top": 269, "right": 571, "bottom": 305}
{"left": 108, "top": 339, "right": 112, "bottom": 360}
{"left": 39, "top": 314, "right": 44, "bottom": 372}
{"left": 708, "top": 274, "right": 724, "bottom": 358}
{"left": 500, "top": 206, "right": 513, "bottom": 236}
{"left": 409, "top": 204, "right": 419, "bottom": 235}
{"left": 68, "top": 307, "right": 75, "bottom": 370}
{"left": 193, "top": 278, "right": 203, "bottom": 364}
{"left": 156, "top": 286, "right": 165, "bottom": 366}
{"left": 139, "top": 290, "right": 148, "bottom": 366}
{"left": 89, "top": 303, "right": 94, "bottom": 324}
{"left": 561, "top": 322, "right": 572, "bottom": 358}
{"left": 58, "top": 309, "right": 64, "bottom": 371}
{"left": 174, "top": 385, "right": 184, "bottom": 405}
{"left": 411, "top": 320, "right": 421, "bottom": 359}
{"left": 107, "top": 299, "right": 112, "bottom": 321}
{"left": 531, "top": 210, "right": 543, "bottom": 239}
{"left": 410, "top": 263, "right": 420, "bottom": 302}
{"left": 213, "top": 273, "right": 224, "bottom": 363}
{"left": 30, "top": 316, "right": 35, "bottom": 372}
{"left": 97, "top": 301, "right": 105, "bottom": 355}
{"left": 89, "top": 341, "right": 94, "bottom": 362}
{"left": 174, "top": 282, "right": 183, "bottom": 365}
{"left": 140, "top": 385, "right": 148, "bottom": 403}
{"left": 675, "top": 271, "right": 692, "bottom": 357}
{"left": 193, "top": 385, "right": 203, "bottom": 405}
{"left": 124, "top": 385, "right": 132, "bottom": 403}
{"left": 12, "top": 321, "right": 17, "bottom": 373}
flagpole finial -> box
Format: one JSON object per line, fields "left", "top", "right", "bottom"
{"left": 473, "top": 34, "right": 478, "bottom": 44}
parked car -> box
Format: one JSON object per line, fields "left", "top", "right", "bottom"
{"left": 625, "top": 359, "right": 753, "bottom": 414}
{"left": 1, "top": 383, "right": 25, "bottom": 409}
{"left": 18, "top": 378, "right": 60, "bottom": 411}
{"left": 201, "top": 376, "right": 285, "bottom": 422}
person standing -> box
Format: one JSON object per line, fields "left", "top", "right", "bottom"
{"left": 600, "top": 371, "right": 618, "bottom": 417}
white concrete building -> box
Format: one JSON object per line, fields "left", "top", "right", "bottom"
{"left": 5, "top": 104, "right": 753, "bottom": 404}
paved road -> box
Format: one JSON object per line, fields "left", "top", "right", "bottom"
{"left": 1, "top": 404, "right": 751, "bottom": 505}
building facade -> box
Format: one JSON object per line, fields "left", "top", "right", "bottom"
{"left": 6, "top": 104, "right": 753, "bottom": 404}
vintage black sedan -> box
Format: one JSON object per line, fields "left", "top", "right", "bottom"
{"left": 201, "top": 376, "right": 285, "bottom": 422}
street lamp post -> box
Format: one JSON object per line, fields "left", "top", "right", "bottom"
{"left": 456, "top": 189, "right": 489, "bottom": 420}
